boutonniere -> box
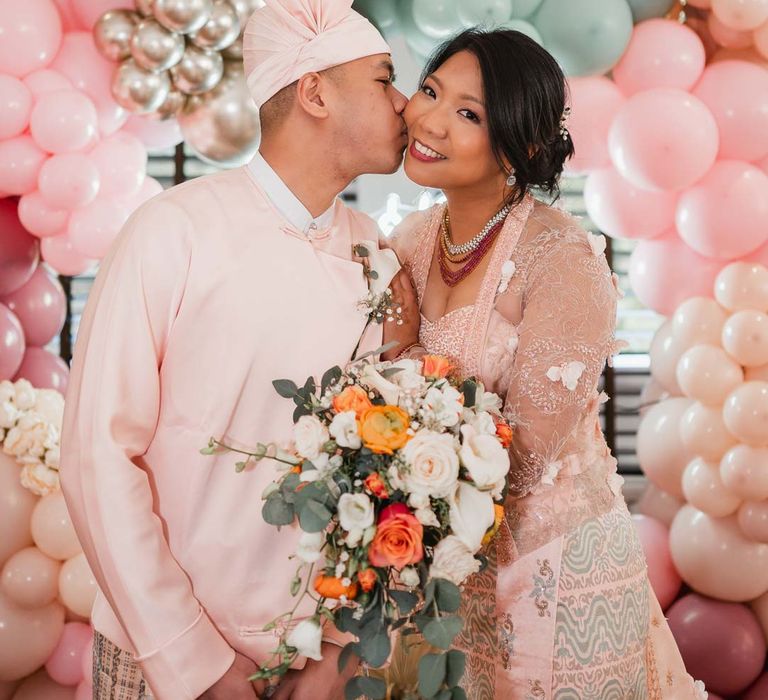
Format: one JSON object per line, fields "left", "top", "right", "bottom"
{"left": 354, "top": 241, "right": 402, "bottom": 325}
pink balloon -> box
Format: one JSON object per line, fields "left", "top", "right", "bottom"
{"left": 613, "top": 19, "right": 706, "bottom": 96}
{"left": 1, "top": 546, "right": 61, "bottom": 609}
{"left": 68, "top": 197, "right": 130, "bottom": 259}
{"left": 29, "top": 90, "right": 98, "bottom": 154}
{"left": 122, "top": 115, "right": 184, "bottom": 152}
{"left": 50, "top": 0, "right": 83, "bottom": 31}
{"left": 631, "top": 514, "right": 682, "bottom": 609}
{"left": 682, "top": 456, "right": 742, "bottom": 517}
{"left": 609, "top": 88, "right": 719, "bottom": 192}
{"left": 584, "top": 167, "right": 676, "bottom": 240}
{"left": 1, "top": 265, "right": 66, "bottom": 347}
{"left": 73, "top": 680, "right": 90, "bottom": 700}
{"left": 0, "top": 453, "right": 38, "bottom": 569}
{"left": 11, "top": 670, "right": 76, "bottom": 699}
{"left": 38, "top": 152, "right": 100, "bottom": 210}
{"left": 712, "top": 0, "right": 768, "bottom": 31}
{"left": 0, "top": 0, "right": 63, "bottom": 78}
{"left": 45, "top": 622, "right": 91, "bottom": 687}
{"left": 0, "top": 199, "right": 39, "bottom": 295}
{"left": 18, "top": 191, "right": 69, "bottom": 239}
{"left": 720, "top": 444, "right": 768, "bottom": 500}
{"left": 23, "top": 69, "right": 72, "bottom": 96}
{"left": 714, "top": 260, "right": 768, "bottom": 311}
{"left": 708, "top": 10, "right": 755, "bottom": 47}
{"left": 724, "top": 380, "right": 768, "bottom": 446}
{"left": 743, "top": 672, "right": 768, "bottom": 699}
{"left": 118, "top": 175, "right": 163, "bottom": 213}
{"left": 628, "top": 232, "right": 723, "bottom": 316}
{"left": 0, "top": 134, "right": 48, "bottom": 196}
{"left": 30, "top": 492, "right": 80, "bottom": 562}
{"left": 40, "top": 234, "right": 94, "bottom": 277}
{"left": 0, "top": 76, "right": 32, "bottom": 140}
{"left": 676, "top": 160, "right": 768, "bottom": 260}
{"left": 13, "top": 347, "right": 69, "bottom": 394}
{"left": 756, "top": 19, "right": 768, "bottom": 58}
{"left": 712, "top": 44, "right": 768, "bottom": 68}
{"left": 58, "top": 554, "right": 96, "bottom": 618}
{"left": 738, "top": 500, "right": 768, "bottom": 542}
{"left": 635, "top": 483, "right": 683, "bottom": 527}
{"left": 88, "top": 132, "right": 146, "bottom": 197}
{"left": 0, "top": 304, "right": 25, "bottom": 381}
{"left": 70, "top": 0, "right": 134, "bottom": 30}
{"left": 667, "top": 594, "right": 766, "bottom": 696}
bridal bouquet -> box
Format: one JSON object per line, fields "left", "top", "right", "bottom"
{"left": 205, "top": 353, "right": 512, "bottom": 699}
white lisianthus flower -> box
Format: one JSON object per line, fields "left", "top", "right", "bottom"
{"left": 402, "top": 431, "right": 459, "bottom": 499}
{"left": 359, "top": 363, "right": 401, "bottom": 406}
{"left": 299, "top": 454, "right": 334, "bottom": 483}
{"left": 296, "top": 531, "right": 325, "bottom": 563}
{"left": 449, "top": 482, "right": 495, "bottom": 553}
{"left": 287, "top": 618, "right": 323, "bottom": 661}
{"left": 407, "top": 492, "right": 430, "bottom": 510}
{"left": 400, "top": 566, "right": 420, "bottom": 588}
{"left": 338, "top": 493, "right": 374, "bottom": 546}
{"left": 388, "top": 359, "right": 426, "bottom": 392}
{"left": 293, "top": 415, "right": 329, "bottom": 461}
{"left": 415, "top": 507, "right": 440, "bottom": 527}
{"left": 329, "top": 411, "right": 361, "bottom": 449}
{"left": 429, "top": 535, "right": 481, "bottom": 586}
{"left": 459, "top": 425, "right": 510, "bottom": 494}
{"left": 470, "top": 411, "right": 497, "bottom": 436}
{"left": 423, "top": 385, "right": 464, "bottom": 428}
{"left": 358, "top": 239, "right": 401, "bottom": 296}
{"left": 475, "top": 383, "right": 503, "bottom": 414}
{"left": 387, "top": 463, "right": 405, "bottom": 491}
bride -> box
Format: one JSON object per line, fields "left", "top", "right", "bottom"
{"left": 381, "top": 27, "right": 704, "bottom": 699}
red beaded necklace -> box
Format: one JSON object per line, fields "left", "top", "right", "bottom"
{"left": 438, "top": 209, "right": 505, "bottom": 287}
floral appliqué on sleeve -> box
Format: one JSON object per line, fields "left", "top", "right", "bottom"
{"left": 545, "top": 361, "right": 586, "bottom": 391}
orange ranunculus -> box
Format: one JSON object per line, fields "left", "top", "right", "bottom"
{"left": 368, "top": 503, "right": 423, "bottom": 569}
{"left": 358, "top": 405, "right": 411, "bottom": 455}
{"left": 495, "top": 422, "right": 513, "bottom": 448}
{"left": 482, "top": 504, "right": 506, "bottom": 546}
{"left": 332, "top": 385, "right": 373, "bottom": 418}
{"left": 357, "top": 568, "right": 377, "bottom": 592}
{"left": 364, "top": 472, "right": 389, "bottom": 499}
{"left": 314, "top": 574, "right": 359, "bottom": 600}
{"left": 422, "top": 354, "right": 454, "bottom": 380}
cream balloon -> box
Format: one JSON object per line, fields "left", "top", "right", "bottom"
{"left": 94, "top": 10, "right": 139, "bottom": 62}
{"left": 638, "top": 377, "right": 670, "bottom": 417}
{"left": 636, "top": 397, "right": 694, "bottom": 499}
{"left": 0, "top": 547, "right": 60, "bottom": 609}
{"left": 723, "top": 381, "right": 768, "bottom": 446}
{"left": 712, "top": 0, "right": 768, "bottom": 31}
{"left": 682, "top": 457, "right": 742, "bottom": 517}
{"left": 670, "top": 505, "right": 768, "bottom": 601}
{"left": 649, "top": 320, "right": 687, "bottom": 395}
{"left": 635, "top": 483, "right": 684, "bottom": 527}
{"left": 722, "top": 311, "right": 768, "bottom": 367}
{"left": 30, "top": 492, "right": 81, "bottom": 561}
{"left": 672, "top": 296, "right": 729, "bottom": 346}
{"left": 715, "top": 262, "right": 768, "bottom": 312}
{"left": 154, "top": 0, "right": 213, "bottom": 33}
{"left": 111, "top": 59, "right": 171, "bottom": 113}
{"left": 189, "top": 0, "right": 240, "bottom": 51}
{"left": 58, "top": 553, "right": 97, "bottom": 618}
{"left": 130, "top": 18, "right": 186, "bottom": 72}
{"left": 721, "top": 444, "right": 768, "bottom": 500}
{"left": 676, "top": 344, "right": 744, "bottom": 406}
{"left": 738, "top": 500, "right": 768, "bottom": 542}
{"left": 0, "top": 453, "right": 37, "bottom": 568}
{"left": 679, "top": 402, "right": 738, "bottom": 461}
{"left": 746, "top": 363, "right": 768, "bottom": 381}
{"left": 170, "top": 44, "right": 223, "bottom": 95}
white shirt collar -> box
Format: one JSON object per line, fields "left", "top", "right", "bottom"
{"left": 248, "top": 151, "right": 336, "bottom": 236}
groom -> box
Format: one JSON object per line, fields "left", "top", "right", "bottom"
{"left": 59, "top": 1, "right": 407, "bottom": 698}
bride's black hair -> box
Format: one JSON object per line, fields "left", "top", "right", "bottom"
{"left": 421, "top": 28, "right": 575, "bottom": 206}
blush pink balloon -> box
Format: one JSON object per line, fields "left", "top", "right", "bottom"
{"left": 40, "top": 234, "right": 95, "bottom": 277}
{"left": 676, "top": 344, "right": 743, "bottom": 406}
{"left": 712, "top": 0, "right": 768, "bottom": 31}
{"left": 0, "top": 304, "right": 25, "bottom": 382}
{"left": 37, "top": 152, "right": 100, "bottom": 210}
{"left": 18, "top": 191, "right": 69, "bottom": 239}
{"left": 584, "top": 167, "right": 676, "bottom": 240}
{"left": 0, "top": 134, "right": 48, "bottom": 196}
{"left": 720, "top": 444, "right": 768, "bottom": 500}
{"left": 30, "top": 492, "right": 80, "bottom": 562}
{"left": 738, "top": 500, "right": 768, "bottom": 541}
{"left": 79, "top": 636, "right": 92, "bottom": 686}
{"left": 609, "top": 88, "right": 719, "bottom": 192}
{"left": 708, "top": 10, "right": 755, "bottom": 46}
{"left": 666, "top": 593, "right": 766, "bottom": 696}
{"left": 23, "top": 69, "right": 72, "bottom": 96}
{"left": 88, "top": 132, "right": 146, "bottom": 197}
{"left": 0, "top": 546, "right": 61, "bottom": 609}
{"left": 70, "top": 0, "right": 134, "bottom": 30}
{"left": 68, "top": 197, "right": 130, "bottom": 259}
{"left": 744, "top": 673, "right": 768, "bottom": 700}
{"left": 0, "top": 199, "right": 39, "bottom": 295}
{"left": 73, "top": 681, "right": 90, "bottom": 700}
{"left": 118, "top": 175, "right": 163, "bottom": 213}
{"left": 631, "top": 514, "right": 682, "bottom": 609}
{"left": 693, "top": 61, "right": 768, "bottom": 161}
{"left": 58, "top": 553, "right": 96, "bottom": 618}
{"left": 635, "top": 484, "right": 684, "bottom": 527}
{"left": 563, "top": 76, "right": 624, "bottom": 174}
{"left": 722, "top": 310, "right": 768, "bottom": 366}
{"left": 1, "top": 265, "right": 66, "bottom": 347}
{"left": 0, "top": 453, "right": 37, "bottom": 568}
{"left": 649, "top": 320, "right": 687, "bottom": 394}
{"left": 714, "top": 261, "right": 768, "bottom": 311}
{"left": 45, "top": 622, "right": 91, "bottom": 687}
{"left": 628, "top": 232, "right": 723, "bottom": 316}
{"left": 682, "top": 457, "right": 742, "bottom": 517}
{"left": 50, "top": 0, "right": 82, "bottom": 31}
{"left": 29, "top": 90, "right": 98, "bottom": 154}
{"left": 122, "top": 114, "right": 184, "bottom": 152}
{"left": 676, "top": 160, "right": 768, "bottom": 260}
{"left": 12, "top": 669, "right": 77, "bottom": 699}
{"left": 0, "top": 0, "right": 63, "bottom": 78}
{"left": 723, "top": 380, "right": 768, "bottom": 446}
{"left": 679, "top": 402, "right": 738, "bottom": 461}
{"left": 672, "top": 296, "right": 728, "bottom": 346}
{"left": 13, "top": 347, "right": 69, "bottom": 395}
{"left": 0, "top": 76, "right": 32, "bottom": 140}
{"left": 613, "top": 19, "right": 706, "bottom": 95}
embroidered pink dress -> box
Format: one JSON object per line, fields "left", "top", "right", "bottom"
{"left": 388, "top": 198, "right": 703, "bottom": 700}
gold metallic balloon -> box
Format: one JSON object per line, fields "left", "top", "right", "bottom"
{"left": 111, "top": 58, "right": 172, "bottom": 113}
{"left": 130, "top": 17, "right": 186, "bottom": 71}
{"left": 222, "top": 35, "right": 243, "bottom": 60}
{"left": 178, "top": 62, "right": 260, "bottom": 167}
{"left": 154, "top": 88, "right": 187, "bottom": 119}
{"left": 94, "top": 10, "right": 139, "bottom": 62}
{"left": 226, "top": 0, "right": 264, "bottom": 28}
{"left": 153, "top": 0, "right": 213, "bottom": 34}
{"left": 135, "top": 0, "right": 155, "bottom": 16}
{"left": 170, "top": 44, "right": 224, "bottom": 95}
{"left": 190, "top": 0, "right": 240, "bottom": 51}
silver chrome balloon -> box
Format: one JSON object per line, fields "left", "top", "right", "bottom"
{"left": 130, "top": 18, "right": 185, "bottom": 72}
{"left": 153, "top": 0, "right": 213, "bottom": 34}
{"left": 178, "top": 62, "right": 260, "bottom": 167}
{"left": 170, "top": 44, "right": 224, "bottom": 95}
{"left": 111, "top": 59, "right": 172, "bottom": 113}
{"left": 153, "top": 87, "right": 187, "bottom": 119}
{"left": 226, "top": 0, "right": 263, "bottom": 28}
{"left": 189, "top": 0, "right": 240, "bottom": 51}
{"left": 94, "top": 10, "right": 139, "bottom": 62}
{"left": 135, "top": 0, "right": 155, "bottom": 16}
{"left": 222, "top": 36, "right": 243, "bottom": 60}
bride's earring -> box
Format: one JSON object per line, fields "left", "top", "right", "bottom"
{"left": 506, "top": 172, "right": 516, "bottom": 187}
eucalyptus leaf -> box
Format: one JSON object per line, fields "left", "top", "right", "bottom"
{"left": 423, "top": 616, "right": 463, "bottom": 650}
{"left": 273, "top": 379, "right": 299, "bottom": 398}
{"left": 418, "top": 653, "right": 447, "bottom": 699}
{"left": 389, "top": 589, "right": 418, "bottom": 615}
{"left": 354, "top": 341, "right": 398, "bottom": 361}
{"left": 359, "top": 629, "right": 391, "bottom": 667}
{"left": 262, "top": 495, "right": 295, "bottom": 527}
{"left": 321, "top": 366, "right": 343, "bottom": 393}
{"left": 299, "top": 500, "right": 333, "bottom": 532}
{"left": 445, "top": 650, "right": 466, "bottom": 687}
{"left": 357, "top": 676, "right": 387, "bottom": 699}
{"left": 452, "top": 687, "right": 468, "bottom": 700}
{"left": 434, "top": 579, "right": 461, "bottom": 613}
{"left": 380, "top": 367, "right": 405, "bottom": 379}
{"left": 303, "top": 376, "right": 316, "bottom": 396}
{"left": 353, "top": 244, "right": 370, "bottom": 257}
{"left": 368, "top": 269, "right": 379, "bottom": 280}
{"left": 338, "top": 642, "right": 359, "bottom": 674}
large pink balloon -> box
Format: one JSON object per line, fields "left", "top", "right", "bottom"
{"left": 13, "top": 347, "right": 69, "bottom": 395}
{"left": 17, "top": 191, "right": 69, "bottom": 239}
{"left": 58, "top": 553, "right": 96, "bottom": 618}
{"left": 38, "top": 152, "right": 100, "bottom": 210}
{"left": 682, "top": 456, "right": 741, "bottom": 517}
{"left": 45, "top": 622, "right": 91, "bottom": 687}
{"left": 1, "top": 265, "right": 66, "bottom": 347}
{"left": 30, "top": 492, "right": 80, "bottom": 562}
{"left": 679, "top": 402, "right": 737, "bottom": 461}
{"left": 0, "top": 200, "right": 39, "bottom": 295}
{"left": 635, "top": 484, "right": 683, "bottom": 527}
{"left": 631, "top": 514, "right": 681, "bottom": 609}
{"left": 712, "top": 0, "right": 768, "bottom": 31}
{"left": 40, "top": 235, "right": 94, "bottom": 277}
{"left": 88, "top": 132, "right": 146, "bottom": 197}
{"left": 583, "top": 167, "right": 676, "bottom": 240}
{"left": 68, "top": 197, "right": 130, "bottom": 259}
{"left": 563, "top": 77, "right": 624, "bottom": 174}
{"left": 0, "top": 76, "right": 33, "bottom": 140}
{"left": 122, "top": 115, "right": 184, "bottom": 152}
{"left": 0, "top": 304, "right": 25, "bottom": 381}
{"left": 676, "top": 344, "right": 743, "bottom": 406}
{"left": 608, "top": 88, "right": 719, "bottom": 192}
{"left": 722, "top": 310, "right": 768, "bottom": 366}
{"left": 720, "top": 444, "right": 768, "bottom": 500}
{"left": 723, "top": 381, "right": 768, "bottom": 446}
{"left": 693, "top": 61, "right": 768, "bottom": 162}
{"left": 628, "top": 232, "right": 723, "bottom": 316}
{"left": 676, "top": 160, "right": 768, "bottom": 260}
{"left": 613, "top": 19, "right": 706, "bottom": 96}
{"left": 0, "top": 453, "right": 38, "bottom": 568}
{"left": 70, "top": 0, "right": 133, "bottom": 30}
{"left": 671, "top": 296, "right": 728, "bottom": 346}
{"left": 0, "top": 134, "right": 48, "bottom": 196}
{"left": 0, "top": 0, "right": 63, "bottom": 78}
{"left": 667, "top": 593, "right": 766, "bottom": 696}
{"left": 744, "top": 673, "right": 768, "bottom": 700}
{"left": 708, "top": 10, "right": 755, "bottom": 46}
{"left": 649, "top": 320, "right": 686, "bottom": 394}
{"left": 29, "top": 90, "right": 98, "bottom": 154}
{"left": 23, "top": 69, "right": 72, "bottom": 97}
{"left": 10, "top": 669, "right": 75, "bottom": 699}
{"left": 738, "top": 500, "right": 768, "bottom": 542}
{"left": 714, "top": 261, "right": 768, "bottom": 311}
{"left": 1, "top": 546, "right": 60, "bottom": 609}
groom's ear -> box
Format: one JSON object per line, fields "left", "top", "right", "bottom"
{"left": 296, "top": 72, "right": 331, "bottom": 120}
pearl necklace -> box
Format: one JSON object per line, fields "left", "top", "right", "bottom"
{"left": 441, "top": 204, "right": 511, "bottom": 256}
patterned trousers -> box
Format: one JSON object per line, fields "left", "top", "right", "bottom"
{"left": 93, "top": 631, "right": 154, "bottom": 699}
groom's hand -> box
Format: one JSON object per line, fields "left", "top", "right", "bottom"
{"left": 272, "top": 643, "right": 359, "bottom": 700}
{"left": 199, "top": 652, "right": 265, "bottom": 699}
{"left": 381, "top": 268, "right": 420, "bottom": 361}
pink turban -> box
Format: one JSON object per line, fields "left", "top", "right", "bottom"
{"left": 243, "top": 0, "right": 391, "bottom": 109}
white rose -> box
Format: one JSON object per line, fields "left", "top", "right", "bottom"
{"left": 448, "top": 482, "right": 495, "bottom": 553}
{"left": 296, "top": 531, "right": 325, "bottom": 563}
{"left": 407, "top": 492, "right": 430, "bottom": 510}
{"left": 429, "top": 535, "right": 481, "bottom": 586}
{"left": 400, "top": 566, "right": 420, "bottom": 588}
{"left": 337, "top": 493, "right": 374, "bottom": 541}
{"left": 359, "top": 240, "right": 401, "bottom": 296}
{"left": 389, "top": 359, "right": 426, "bottom": 392}
{"left": 459, "top": 425, "right": 509, "bottom": 494}
{"left": 299, "top": 453, "right": 332, "bottom": 483}
{"left": 293, "top": 415, "right": 329, "bottom": 460}
{"left": 359, "top": 363, "right": 400, "bottom": 406}
{"left": 387, "top": 463, "right": 405, "bottom": 491}
{"left": 287, "top": 618, "right": 323, "bottom": 661}
{"left": 423, "top": 385, "right": 463, "bottom": 428}
{"left": 20, "top": 462, "right": 60, "bottom": 497}
{"left": 470, "top": 411, "right": 497, "bottom": 436}
{"left": 329, "top": 411, "right": 361, "bottom": 449}
{"left": 13, "top": 379, "right": 35, "bottom": 411}
{"left": 402, "top": 431, "right": 459, "bottom": 499}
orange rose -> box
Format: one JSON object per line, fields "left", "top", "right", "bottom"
{"left": 495, "top": 422, "right": 513, "bottom": 448}
{"left": 364, "top": 472, "right": 389, "bottom": 499}
{"left": 482, "top": 504, "right": 506, "bottom": 546}
{"left": 357, "top": 568, "right": 377, "bottom": 592}
{"left": 358, "top": 405, "right": 411, "bottom": 455}
{"left": 332, "top": 385, "right": 373, "bottom": 418}
{"left": 314, "top": 574, "right": 358, "bottom": 600}
{"left": 422, "top": 355, "right": 454, "bottom": 380}
{"left": 368, "top": 503, "right": 423, "bottom": 569}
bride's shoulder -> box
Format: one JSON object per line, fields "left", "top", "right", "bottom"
{"left": 381, "top": 205, "right": 440, "bottom": 264}
{"left": 524, "top": 199, "right": 595, "bottom": 252}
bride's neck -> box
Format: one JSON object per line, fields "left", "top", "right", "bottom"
{"left": 443, "top": 184, "right": 510, "bottom": 245}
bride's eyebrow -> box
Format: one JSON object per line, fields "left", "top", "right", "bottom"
{"left": 428, "top": 73, "right": 484, "bottom": 106}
